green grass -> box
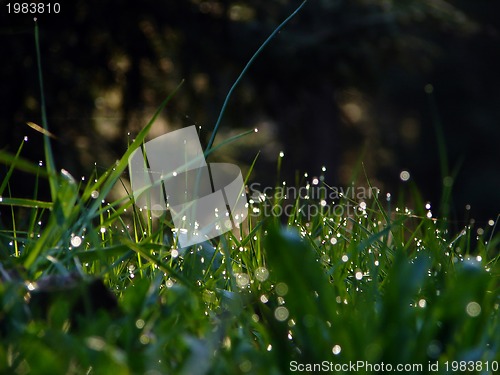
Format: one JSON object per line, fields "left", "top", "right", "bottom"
{"left": 1, "top": 2, "right": 500, "bottom": 373}
{"left": 1, "top": 131, "right": 499, "bottom": 374}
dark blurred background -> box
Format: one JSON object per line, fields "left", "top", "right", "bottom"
{"left": 1, "top": 0, "right": 499, "bottom": 225}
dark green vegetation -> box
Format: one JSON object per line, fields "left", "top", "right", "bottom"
{"left": 0, "top": 127, "right": 499, "bottom": 373}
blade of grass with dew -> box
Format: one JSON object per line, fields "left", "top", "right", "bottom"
{"left": 23, "top": 169, "right": 80, "bottom": 269}
{"left": 264, "top": 224, "right": 340, "bottom": 362}
{"left": 204, "top": 0, "right": 308, "bottom": 154}
{"left": 0, "top": 197, "right": 52, "bottom": 210}
{"left": 122, "top": 238, "right": 196, "bottom": 291}
{"left": 0, "top": 139, "right": 28, "bottom": 197}
{"left": 0, "top": 150, "right": 48, "bottom": 177}
{"left": 34, "top": 19, "right": 57, "bottom": 200}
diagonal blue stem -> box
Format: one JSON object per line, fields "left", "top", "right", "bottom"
{"left": 204, "top": 0, "right": 308, "bottom": 156}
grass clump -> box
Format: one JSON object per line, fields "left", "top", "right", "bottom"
{"left": 1, "top": 130, "right": 499, "bottom": 374}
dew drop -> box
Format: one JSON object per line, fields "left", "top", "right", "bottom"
{"left": 70, "top": 236, "right": 82, "bottom": 248}
{"left": 275, "top": 282, "right": 288, "bottom": 296}
{"left": 91, "top": 190, "right": 99, "bottom": 199}
{"left": 236, "top": 273, "right": 250, "bottom": 288}
{"left": 399, "top": 170, "right": 410, "bottom": 181}
{"left": 274, "top": 306, "right": 289, "bottom": 322}
{"left": 332, "top": 345, "right": 342, "bottom": 355}
{"left": 255, "top": 267, "right": 269, "bottom": 282}
{"left": 466, "top": 301, "right": 481, "bottom": 317}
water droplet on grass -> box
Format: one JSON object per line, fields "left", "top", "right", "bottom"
{"left": 236, "top": 273, "right": 250, "bottom": 288}
{"left": 274, "top": 306, "right": 289, "bottom": 321}
{"left": 255, "top": 267, "right": 269, "bottom": 282}
{"left": 70, "top": 235, "right": 82, "bottom": 247}
{"left": 275, "top": 282, "right": 288, "bottom": 296}
{"left": 466, "top": 302, "right": 481, "bottom": 317}
{"left": 399, "top": 170, "right": 410, "bottom": 181}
